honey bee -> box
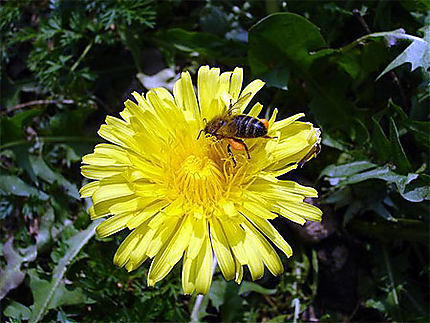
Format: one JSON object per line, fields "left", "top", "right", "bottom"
{"left": 197, "top": 93, "right": 274, "bottom": 166}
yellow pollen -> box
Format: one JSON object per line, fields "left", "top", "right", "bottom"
{"left": 172, "top": 155, "right": 224, "bottom": 208}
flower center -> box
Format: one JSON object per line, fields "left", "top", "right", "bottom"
{"left": 172, "top": 155, "right": 224, "bottom": 210}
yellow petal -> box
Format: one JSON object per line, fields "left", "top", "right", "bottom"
{"left": 131, "top": 91, "right": 153, "bottom": 112}
{"left": 240, "top": 201, "right": 277, "bottom": 220}
{"left": 182, "top": 249, "right": 195, "bottom": 294}
{"left": 147, "top": 216, "right": 192, "bottom": 285}
{"left": 127, "top": 153, "right": 165, "bottom": 180}
{"left": 146, "top": 216, "right": 180, "bottom": 258}
{"left": 126, "top": 200, "right": 168, "bottom": 229}
{"left": 276, "top": 205, "right": 306, "bottom": 225}
{"left": 110, "top": 196, "right": 160, "bottom": 216}
{"left": 229, "top": 67, "right": 243, "bottom": 101}
{"left": 187, "top": 217, "right": 207, "bottom": 259}
{"left": 98, "top": 124, "right": 138, "bottom": 152}
{"left": 194, "top": 235, "right": 213, "bottom": 295}
{"left": 105, "top": 116, "right": 134, "bottom": 135}
{"left": 221, "top": 219, "right": 248, "bottom": 265}
{"left": 198, "top": 66, "right": 221, "bottom": 121}
{"left": 243, "top": 212, "right": 293, "bottom": 257}
{"left": 234, "top": 257, "right": 243, "bottom": 284}
{"left": 93, "top": 143, "right": 130, "bottom": 164}
{"left": 113, "top": 225, "right": 146, "bottom": 267}
{"left": 79, "top": 181, "right": 99, "bottom": 198}
{"left": 175, "top": 71, "right": 199, "bottom": 119}
{"left": 243, "top": 227, "right": 264, "bottom": 280}
{"left": 277, "top": 180, "right": 318, "bottom": 197}
{"left": 92, "top": 183, "right": 134, "bottom": 203}
{"left": 237, "top": 79, "right": 265, "bottom": 113}
{"left": 242, "top": 219, "right": 283, "bottom": 276}
{"left": 209, "top": 218, "right": 235, "bottom": 281}
{"left": 278, "top": 201, "right": 322, "bottom": 222}
{"left": 128, "top": 224, "right": 157, "bottom": 269}
{"left": 96, "top": 213, "right": 132, "bottom": 238}
{"left": 81, "top": 165, "right": 127, "bottom": 180}
{"left": 271, "top": 113, "right": 305, "bottom": 131}
{"left": 268, "top": 108, "right": 278, "bottom": 128}
{"left": 248, "top": 102, "right": 263, "bottom": 117}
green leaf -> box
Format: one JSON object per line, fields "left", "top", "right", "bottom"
{"left": 371, "top": 117, "right": 391, "bottom": 162}
{"left": 343, "top": 201, "right": 363, "bottom": 225}
{"left": 321, "top": 133, "right": 350, "bottom": 152}
{"left": 267, "top": 314, "right": 289, "bottom": 323}
{"left": 238, "top": 281, "right": 277, "bottom": 295}
{"left": 400, "top": 174, "right": 430, "bottom": 202}
{"left": 370, "top": 202, "right": 396, "bottom": 222}
{"left": 349, "top": 219, "right": 429, "bottom": 243}
{"left": 320, "top": 161, "right": 376, "bottom": 182}
{"left": 207, "top": 281, "right": 242, "bottom": 322}
{"left": 220, "top": 282, "right": 242, "bottom": 323}
{"left": 365, "top": 299, "right": 386, "bottom": 312}
{"left": 389, "top": 99, "right": 430, "bottom": 149}
{"left": 0, "top": 239, "right": 36, "bottom": 300}
{"left": 1, "top": 110, "right": 41, "bottom": 183}
{"left": 157, "top": 28, "right": 246, "bottom": 65}
{"left": 30, "top": 155, "right": 80, "bottom": 199}
{"left": 3, "top": 301, "right": 32, "bottom": 320}
{"left": 0, "top": 175, "right": 48, "bottom": 200}
{"left": 29, "top": 220, "right": 101, "bottom": 323}
{"left": 208, "top": 280, "right": 227, "bottom": 311}
{"left": 389, "top": 118, "right": 412, "bottom": 174}
{"left": 249, "top": 12, "right": 328, "bottom": 87}
{"left": 35, "top": 206, "right": 55, "bottom": 251}
{"left": 28, "top": 269, "right": 87, "bottom": 311}
{"left": 377, "top": 26, "right": 430, "bottom": 80}
{"left": 0, "top": 110, "right": 41, "bottom": 144}
{"left": 322, "top": 162, "right": 430, "bottom": 202}
{"left": 248, "top": 13, "right": 359, "bottom": 132}
{"left": 199, "top": 5, "right": 230, "bottom": 36}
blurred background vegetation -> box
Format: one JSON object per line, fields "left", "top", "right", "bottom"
{"left": 1, "top": 0, "right": 429, "bottom": 322}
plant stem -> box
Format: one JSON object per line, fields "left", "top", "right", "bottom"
{"left": 341, "top": 31, "right": 424, "bottom": 53}
{"left": 292, "top": 265, "right": 301, "bottom": 323}
{"left": 382, "top": 244, "right": 402, "bottom": 321}
{"left": 71, "top": 41, "right": 93, "bottom": 72}
{"left": 5, "top": 99, "right": 74, "bottom": 114}
{"left": 1, "top": 136, "right": 100, "bottom": 150}
{"left": 352, "top": 9, "right": 408, "bottom": 108}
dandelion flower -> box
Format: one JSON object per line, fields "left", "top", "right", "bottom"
{"left": 80, "top": 66, "right": 322, "bottom": 295}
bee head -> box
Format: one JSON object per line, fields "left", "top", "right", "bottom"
{"left": 204, "top": 116, "right": 227, "bottom": 136}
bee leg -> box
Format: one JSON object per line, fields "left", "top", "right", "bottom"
{"left": 227, "top": 144, "right": 237, "bottom": 167}
{"left": 228, "top": 138, "right": 250, "bottom": 160}
{"left": 236, "top": 138, "right": 250, "bottom": 159}
{"left": 263, "top": 135, "right": 278, "bottom": 139}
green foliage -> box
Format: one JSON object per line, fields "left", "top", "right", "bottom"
{"left": 1, "top": 1, "right": 429, "bottom": 322}
{"left": 377, "top": 26, "right": 430, "bottom": 79}
{"left": 1, "top": 0, "right": 155, "bottom": 103}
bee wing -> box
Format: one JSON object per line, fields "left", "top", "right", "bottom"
{"left": 227, "top": 92, "right": 252, "bottom": 115}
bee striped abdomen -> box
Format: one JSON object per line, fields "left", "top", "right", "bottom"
{"left": 233, "top": 115, "right": 267, "bottom": 138}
